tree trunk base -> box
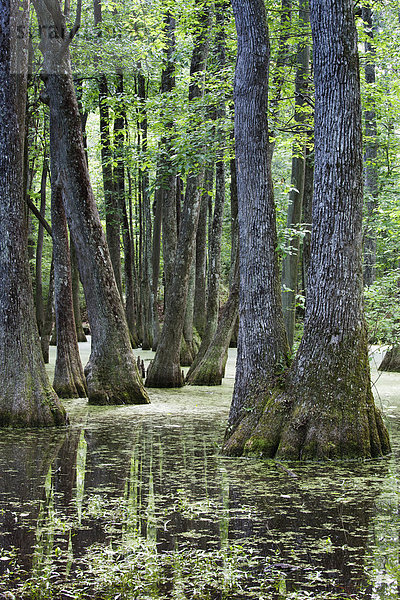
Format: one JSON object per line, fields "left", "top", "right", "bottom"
{"left": 145, "top": 361, "right": 184, "bottom": 388}
{"left": 379, "top": 346, "right": 400, "bottom": 372}
{"left": 85, "top": 356, "right": 150, "bottom": 405}
{"left": 53, "top": 374, "right": 87, "bottom": 399}
{"left": 223, "top": 336, "right": 391, "bottom": 461}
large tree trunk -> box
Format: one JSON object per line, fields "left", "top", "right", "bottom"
{"left": 230, "top": 0, "right": 390, "bottom": 460}
{"left": 51, "top": 173, "right": 87, "bottom": 398}
{"left": 0, "top": 0, "right": 66, "bottom": 427}
{"left": 281, "top": 0, "right": 310, "bottom": 349}
{"left": 193, "top": 172, "right": 211, "bottom": 338}
{"left": 34, "top": 0, "right": 149, "bottom": 405}
{"left": 222, "top": 0, "right": 289, "bottom": 455}
{"left": 146, "top": 0, "right": 211, "bottom": 388}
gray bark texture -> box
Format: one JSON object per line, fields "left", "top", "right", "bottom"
{"left": 41, "top": 258, "right": 55, "bottom": 363}
{"left": 70, "top": 241, "right": 87, "bottom": 342}
{"left": 227, "top": 0, "right": 390, "bottom": 460}
{"left": 0, "top": 0, "right": 66, "bottom": 426}
{"left": 222, "top": 0, "right": 289, "bottom": 455}
{"left": 34, "top": 0, "right": 149, "bottom": 405}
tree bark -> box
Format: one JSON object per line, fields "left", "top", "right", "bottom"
{"left": 0, "top": 0, "right": 66, "bottom": 426}
{"left": 34, "top": 0, "right": 149, "bottom": 405}
{"left": 230, "top": 0, "right": 390, "bottom": 460}
{"left": 193, "top": 171, "right": 211, "bottom": 338}
{"left": 51, "top": 174, "right": 87, "bottom": 398}
{"left": 222, "top": 0, "right": 289, "bottom": 455}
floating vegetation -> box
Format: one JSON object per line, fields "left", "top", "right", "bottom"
{"left": 0, "top": 350, "right": 399, "bottom": 599}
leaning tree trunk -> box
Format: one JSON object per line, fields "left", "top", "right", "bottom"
{"left": 379, "top": 346, "right": 400, "bottom": 372}
{"left": 0, "top": 0, "right": 66, "bottom": 427}
{"left": 51, "top": 171, "right": 87, "bottom": 398}
{"left": 146, "top": 0, "right": 211, "bottom": 388}
{"left": 187, "top": 251, "right": 239, "bottom": 386}
{"left": 229, "top": 0, "right": 390, "bottom": 460}
{"left": 34, "top": 0, "right": 149, "bottom": 405}
{"left": 222, "top": 0, "right": 289, "bottom": 456}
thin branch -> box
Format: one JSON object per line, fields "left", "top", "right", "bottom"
{"left": 27, "top": 198, "right": 53, "bottom": 237}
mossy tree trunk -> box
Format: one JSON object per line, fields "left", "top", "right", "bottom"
{"left": 34, "top": 0, "right": 149, "bottom": 405}
{"left": 222, "top": 0, "right": 290, "bottom": 455}
{"left": 0, "top": 0, "right": 66, "bottom": 427}
{"left": 225, "top": 0, "right": 391, "bottom": 460}
{"left": 51, "top": 172, "right": 87, "bottom": 398}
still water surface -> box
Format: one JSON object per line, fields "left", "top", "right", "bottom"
{"left": 0, "top": 343, "right": 399, "bottom": 598}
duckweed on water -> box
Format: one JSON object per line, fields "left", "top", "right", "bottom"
{"left": 0, "top": 347, "right": 400, "bottom": 599}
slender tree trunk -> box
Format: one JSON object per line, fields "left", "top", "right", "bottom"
{"left": 301, "top": 142, "right": 314, "bottom": 292}
{"left": 362, "top": 6, "right": 378, "bottom": 287}
{"left": 151, "top": 185, "right": 162, "bottom": 350}
{"left": 34, "top": 0, "right": 149, "bottom": 405}
{"left": 51, "top": 172, "right": 87, "bottom": 398}
{"left": 41, "top": 258, "right": 55, "bottom": 363}
{"left": 222, "top": 0, "right": 289, "bottom": 456}
{"left": 146, "top": 0, "right": 211, "bottom": 387}
{"left": 70, "top": 240, "right": 87, "bottom": 342}
{"left": 193, "top": 172, "right": 211, "bottom": 338}
{"left": 137, "top": 71, "right": 154, "bottom": 350}
{"left": 35, "top": 156, "right": 48, "bottom": 335}
{"left": 187, "top": 250, "right": 239, "bottom": 386}
{"left": 232, "top": 0, "right": 390, "bottom": 460}
{"left": 0, "top": 0, "right": 66, "bottom": 426}
{"left": 281, "top": 0, "right": 310, "bottom": 349}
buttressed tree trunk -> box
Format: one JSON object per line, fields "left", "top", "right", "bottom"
{"left": 227, "top": 0, "right": 390, "bottom": 460}
{"left": 0, "top": 0, "right": 66, "bottom": 426}
{"left": 222, "top": 0, "right": 289, "bottom": 455}
{"left": 33, "top": 0, "right": 149, "bottom": 405}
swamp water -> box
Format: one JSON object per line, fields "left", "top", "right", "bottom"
{"left": 0, "top": 344, "right": 400, "bottom": 599}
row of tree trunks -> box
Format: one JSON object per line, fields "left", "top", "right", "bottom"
{"left": 146, "top": 0, "right": 212, "bottom": 388}
{"left": 0, "top": 0, "right": 66, "bottom": 426}
{"left": 33, "top": 0, "right": 149, "bottom": 405}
